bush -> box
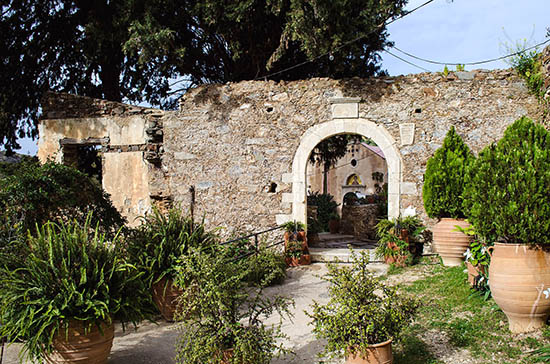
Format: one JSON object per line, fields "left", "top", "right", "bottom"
{"left": 374, "top": 215, "right": 427, "bottom": 266}
{"left": 0, "top": 160, "right": 125, "bottom": 237}
{"left": 307, "top": 251, "right": 417, "bottom": 360}
{"left": 423, "top": 126, "right": 473, "bottom": 219}
{"left": 125, "top": 206, "right": 216, "bottom": 286}
{"left": 463, "top": 117, "right": 550, "bottom": 245}
{"left": 242, "top": 247, "right": 286, "bottom": 287}
{"left": 0, "top": 218, "right": 155, "bottom": 361}
{"left": 175, "top": 247, "right": 292, "bottom": 364}
{"left": 307, "top": 192, "right": 338, "bottom": 231}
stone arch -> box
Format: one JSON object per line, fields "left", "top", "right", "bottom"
{"left": 290, "top": 119, "right": 402, "bottom": 224}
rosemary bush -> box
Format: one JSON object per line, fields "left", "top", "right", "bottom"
{"left": 307, "top": 251, "right": 417, "bottom": 360}
{"left": 0, "top": 217, "right": 155, "bottom": 361}
{"left": 175, "top": 247, "right": 292, "bottom": 364}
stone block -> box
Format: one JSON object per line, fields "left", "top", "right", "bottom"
{"left": 401, "top": 182, "right": 418, "bottom": 195}
{"left": 281, "top": 193, "right": 293, "bottom": 203}
{"left": 275, "top": 214, "right": 292, "bottom": 225}
{"left": 331, "top": 103, "right": 359, "bottom": 119}
{"left": 174, "top": 151, "right": 196, "bottom": 160}
{"left": 399, "top": 123, "right": 415, "bottom": 146}
{"left": 281, "top": 172, "right": 293, "bottom": 183}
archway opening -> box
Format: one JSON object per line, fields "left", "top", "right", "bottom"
{"left": 306, "top": 133, "right": 388, "bottom": 248}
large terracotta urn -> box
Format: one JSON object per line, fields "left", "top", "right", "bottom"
{"left": 345, "top": 339, "right": 393, "bottom": 364}
{"left": 489, "top": 243, "right": 550, "bottom": 333}
{"left": 432, "top": 218, "right": 472, "bottom": 266}
{"left": 152, "top": 277, "right": 184, "bottom": 322}
{"left": 45, "top": 320, "right": 114, "bottom": 364}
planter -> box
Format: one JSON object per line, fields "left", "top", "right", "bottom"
{"left": 466, "top": 262, "right": 487, "bottom": 287}
{"left": 489, "top": 243, "right": 550, "bottom": 333}
{"left": 45, "top": 320, "right": 114, "bottom": 364}
{"left": 328, "top": 219, "right": 340, "bottom": 234}
{"left": 152, "top": 277, "right": 184, "bottom": 322}
{"left": 285, "top": 254, "right": 311, "bottom": 267}
{"left": 345, "top": 339, "right": 393, "bottom": 364}
{"left": 432, "top": 218, "right": 472, "bottom": 266}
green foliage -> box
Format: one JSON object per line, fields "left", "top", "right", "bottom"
{"left": 307, "top": 251, "right": 417, "bottom": 360}
{"left": 423, "top": 126, "right": 474, "bottom": 219}
{"left": 285, "top": 240, "right": 305, "bottom": 258}
{"left": 2, "top": 0, "right": 408, "bottom": 151}
{"left": 175, "top": 247, "right": 293, "bottom": 364}
{"left": 0, "top": 218, "right": 155, "bottom": 361}
{"left": 281, "top": 220, "right": 305, "bottom": 233}
{"left": 125, "top": 206, "right": 216, "bottom": 286}
{"left": 463, "top": 117, "right": 550, "bottom": 245}
{"left": 241, "top": 246, "right": 287, "bottom": 287}
{"left": 0, "top": 160, "right": 125, "bottom": 237}
{"left": 374, "top": 216, "right": 427, "bottom": 266}
{"left": 307, "top": 192, "right": 338, "bottom": 231}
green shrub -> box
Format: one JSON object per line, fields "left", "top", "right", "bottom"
{"left": 307, "top": 192, "right": 338, "bottom": 231}
{"left": 125, "top": 206, "right": 216, "bottom": 286}
{"left": 423, "top": 126, "right": 474, "bottom": 219}
{"left": 307, "top": 251, "right": 417, "bottom": 360}
{"left": 374, "top": 215, "right": 427, "bottom": 266}
{"left": 242, "top": 247, "right": 286, "bottom": 287}
{"left": 175, "top": 247, "right": 292, "bottom": 364}
{"left": 0, "top": 160, "right": 125, "bottom": 237}
{"left": 463, "top": 116, "right": 550, "bottom": 245}
{"left": 0, "top": 217, "right": 155, "bottom": 361}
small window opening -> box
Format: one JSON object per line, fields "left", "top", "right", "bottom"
{"left": 268, "top": 182, "right": 277, "bottom": 193}
{"left": 266, "top": 106, "right": 274, "bottom": 113}
{"left": 351, "top": 159, "right": 357, "bottom": 167}
{"left": 415, "top": 108, "right": 422, "bottom": 113}
{"left": 63, "top": 144, "right": 102, "bottom": 184}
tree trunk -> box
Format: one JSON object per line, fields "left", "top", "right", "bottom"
{"left": 323, "top": 162, "right": 329, "bottom": 195}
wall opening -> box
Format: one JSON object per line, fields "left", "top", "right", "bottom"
{"left": 61, "top": 138, "right": 105, "bottom": 184}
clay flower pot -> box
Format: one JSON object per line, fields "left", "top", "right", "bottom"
{"left": 152, "top": 277, "right": 184, "bottom": 322}
{"left": 432, "top": 218, "right": 472, "bottom": 266}
{"left": 489, "top": 243, "right": 550, "bottom": 333}
{"left": 45, "top": 320, "right": 114, "bottom": 364}
{"left": 346, "top": 339, "right": 393, "bottom": 364}
{"left": 285, "top": 254, "right": 311, "bottom": 267}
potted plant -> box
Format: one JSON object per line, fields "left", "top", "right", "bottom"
{"left": 328, "top": 212, "right": 340, "bottom": 234}
{"left": 307, "top": 251, "right": 417, "bottom": 364}
{"left": 423, "top": 126, "right": 474, "bottom": 266}
{"left": 126, "top": 206, "right": 216, "bottom": 321}
{"left": 281, "top": 220, "right": 307, "bottom": 252}
{"left": 0, "top": 217, "right": 155, "bottom": 364}
{"left": 175, "top": 247, "right": 292, "bottom": 364}
{"left": 285, "top": 239, "right": 311, "bottom": 266}
{"left": 456, "top": 225, "right": 493, "bottom": 291}
{"left": 463, "top": 116, "right": 550, "bottom": 333}
{"left": 374, "top": 215, "right": 426, "bottom": 267}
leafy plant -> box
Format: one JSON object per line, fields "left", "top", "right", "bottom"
{"left": 285, "top": 240, "right": 305, "bottom": 259}
{"left": 175, "top": 247, "right": 293, "bottom": 364}
{"left": 0, "top": 217, "right": 155, "bottom": 362}
{"left": 307, "top": 192, "right": 339, "bottom": 231}
{"left": 375, "top": 215, "right": 427, "bottom": 266}
{"left": 307, "top": 251, "right": 417, "bottom": 360}
{"left": 463, "top": 117, "right": 550, "bottom": 245}
{"left": 0, "top": 160, "right": 125, "bottom": 238}
{"left": 281, "top": 220, "right": 305, "bottom": 233}
{"left": 125, "top": 206, "right": 217, "bottom": 286}
{"left": 242, "top": 246, "right": 287, "bottom": 287}
{"left": 423, "top": 126, "right": 474, "bottom": 219}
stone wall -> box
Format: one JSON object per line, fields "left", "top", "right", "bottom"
{"left": 40, "top": 64, "right": 546, "bottom": 236}
{"left": 341, "top": 204, "right": 379, "bottom": 240}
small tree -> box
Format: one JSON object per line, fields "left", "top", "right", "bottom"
{"left": 463, "top": 117, "right": 550, "bottom": 245}
{"left": 423, "top": 126, "right": 473, "bottom": 219}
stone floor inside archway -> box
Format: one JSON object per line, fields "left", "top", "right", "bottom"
{"left": 308, "top": 232, "right": 379, "bottom": 263}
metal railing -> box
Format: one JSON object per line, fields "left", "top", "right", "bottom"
{"left": 220, "top": 225, "right": 285, "bottom": 261}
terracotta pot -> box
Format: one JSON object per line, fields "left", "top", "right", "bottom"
{"left": 285, "top": 254, "right": 311, "bottom": 267}
{"left": 152, "top": 277, "right": 184, "bottom": 322}
{"left": 432, "top": 218, "right": 472, "bottom": 266}
{"left": 328, "top": 219, "right": 340, "bottom": 234}
{"left": 346, "top": 339, "right": 393, "bottom": 364}
{"left": 466, "top": 262, "right": 487, "bottom": 287}
{"left": 220, "top": 348, "right": 233, "bottom": 364}
{"left": 489, "top": 243, "right": 550, "bottom": 333}
{"left": 45, "top": 320, "right": 114, "bottom": 364}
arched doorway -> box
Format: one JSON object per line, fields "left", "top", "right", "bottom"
{"left": 290, "top": 119, "right": 402, "bottom": 225}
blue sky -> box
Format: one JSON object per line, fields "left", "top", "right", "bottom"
{"left": 14, "top": 0, "right": 550, "bottom": 155}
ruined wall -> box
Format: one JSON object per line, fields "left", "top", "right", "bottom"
{"left": 167, "top": 69, "right": 539, "bottom": 235}
{"left": 40, "top": 66, "right": 544, "bottom": 236}
{"left": 39, "top": 92, "right": 165, "bottom": 225}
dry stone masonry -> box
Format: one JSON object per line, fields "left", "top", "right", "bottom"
{"left": 39, "top": 61, "right": 548, "bottom": 236}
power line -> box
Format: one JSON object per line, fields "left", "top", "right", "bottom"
{"left": 383, "top": 49, "right": 431, "bottom": 72}
{"left": 254, "top": 0, "right": 437, "bottom": 80}
{"left": 390, "top": 38, "right": 550, "bottom": 67}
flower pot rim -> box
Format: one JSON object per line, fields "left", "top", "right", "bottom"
{"left": 347, "top": 338, "right": 393, "bottom": 350}
{"left": 438, "top": 217, "right": 468, "bottom": 221}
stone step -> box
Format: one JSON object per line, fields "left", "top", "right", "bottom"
{"left": 309, "top": 247, "right": 381, "bottom": 263}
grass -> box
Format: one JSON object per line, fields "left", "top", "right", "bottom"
{"left": 387, "top": 263, "right": 550, "bottom": 364}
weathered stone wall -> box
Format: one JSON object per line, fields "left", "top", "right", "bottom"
{"left": 341, "top": 204, "right": 379, "bottom": 240}
{"left": 40, "top": 64, "right": 546, "bottom": 236}
{"left": 38, "top": 92, "right": 165, "bottom": 225}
